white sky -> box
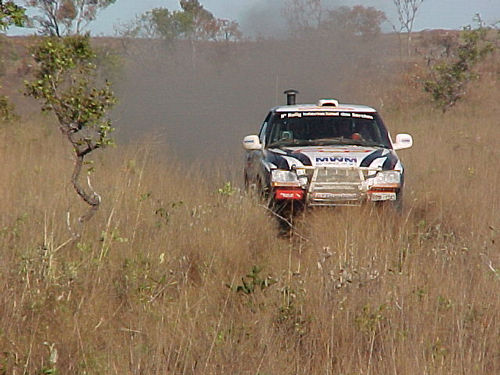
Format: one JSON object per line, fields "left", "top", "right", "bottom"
{"left": 8, "top": 0, "right": 500, "bottom": 36}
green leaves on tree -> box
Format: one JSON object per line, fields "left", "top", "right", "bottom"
{"left": 26, "top": 35, "right": 116, "bottom": 152}
{"left": 0, "top": 1, "right": 27, "bottom": 122}
{"left": 0, "top": 1, "right": 26, "bottom": 31}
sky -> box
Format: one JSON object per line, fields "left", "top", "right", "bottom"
{"left": 8, "top": 0, "right": 500, "bottom": 37}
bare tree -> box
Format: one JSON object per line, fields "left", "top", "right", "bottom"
{"left": 26, "top": 0, "right": 116, "bottom": 36}
{"left": 393, "top": 0, "right": 424, "bottom": 56}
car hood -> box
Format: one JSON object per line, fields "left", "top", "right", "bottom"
{"left": 266, "top": 145, "right": 402, "bottom": 171}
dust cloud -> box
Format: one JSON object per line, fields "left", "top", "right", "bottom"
{"left": 112, "top": 18, "right": 398, "bottom": 169}
{"left": 239, "top": 0, "right": 287, "bottom": 39}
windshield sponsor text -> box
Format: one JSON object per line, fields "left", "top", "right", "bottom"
{"left": 280, "top": 112, "right": 374, "bottom": 119}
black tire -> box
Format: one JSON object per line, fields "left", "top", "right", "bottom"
{"left": 393, "top": 190, "right": 403, "bottom": 213}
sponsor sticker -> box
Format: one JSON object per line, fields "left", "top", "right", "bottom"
{"left": 282, "top": 112, "right": 341, "bottom": 118}
{"left": 369, "top": 192, "right": 397, "bottom": 201}
{"left": 280, "top": 112, "right": 373, "bottom": 119}
{"left": 281, "top": 112, "right": 302, "bottom": 118}
{"left": 275, "top": 189, "right": 304, "bottom": 200}
{"left": 352, "top": 113, "right": 374, "bottom": 119}
{"left": 312, "top": 192, "right": 359, "bottom": 200}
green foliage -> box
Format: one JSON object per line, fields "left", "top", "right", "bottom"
{"left": 230, "top": 266, "right": 276, "bottom": 294}
{"left": 423, "top": 24, "right": 496, "bottom": 112}
{"left": 275, "top": 282, "right": 309, "bottom": 336}
{"left": 0, "top": 1, "right": 26, "bottom": 31}
{"left": 0, "top": 1, "right": 26, "bottom": 122}
{"left": 178, "top": 0, "right": 217, "bottom": 41}
{"left": 27, "top": 0, "right": 116, "bottom": 36}
{"left": 25, "top": 35, "right": 116, "bottom": 155}
{"left": 25, "top": 35, "right": 116, "bottom": 221}
{"left": 138, "top": 7, "right": 193, "bottom": 43}
{"left": 217, "top": 181, "right": 236, "bottom": 196}
{"left": 116, "top": 253, "right": 178, "bottom": 305}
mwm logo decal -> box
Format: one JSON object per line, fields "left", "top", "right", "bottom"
{"left": 315, "top": 156, "right": 358, "bottom": 164}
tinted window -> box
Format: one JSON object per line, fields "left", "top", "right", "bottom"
{"left": 267, "top": 112, "right": 391, "bottom": 148}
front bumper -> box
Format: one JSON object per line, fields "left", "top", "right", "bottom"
{"left": 273, "top": 166, "right": 400, "bottom": 207}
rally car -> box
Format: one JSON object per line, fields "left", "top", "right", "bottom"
{"left": 242, "top": 90, "right": 413, "bottom": 212}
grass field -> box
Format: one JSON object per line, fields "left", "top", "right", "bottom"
{"left": 0, "top": 34, "right": 499, "bottom": 374}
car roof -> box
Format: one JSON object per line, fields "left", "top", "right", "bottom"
{"left": 272, "top": 103, "right": 377, "bottom": 113}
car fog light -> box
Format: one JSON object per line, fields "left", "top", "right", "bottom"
{"left": 372, "top": 171, "right": 401, "bottom": 185}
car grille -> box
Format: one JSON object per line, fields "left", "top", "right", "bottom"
{"left": 315, "top": 168, "right": 364, "bottom": 183}
{"left": 308, "top": 167, "right": 366, "bottom": 206}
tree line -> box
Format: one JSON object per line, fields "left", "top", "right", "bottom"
{"left": 4, "top": 0, "right": 421, "bottom": 43}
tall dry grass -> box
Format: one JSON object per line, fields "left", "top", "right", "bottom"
{"left": 1, "top": 56, "right": 499, "bottom": 375}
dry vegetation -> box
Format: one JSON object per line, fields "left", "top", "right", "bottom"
{"left": 0, "top": 33, "right": 499, "bottom": 375}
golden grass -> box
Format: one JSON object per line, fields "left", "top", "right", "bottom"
{"left": 0, "top": 66, "right": 499, "bottom": 375}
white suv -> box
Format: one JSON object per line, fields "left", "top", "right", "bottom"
{"left": 243, "top": 91, "right": 413, "bottom": 213}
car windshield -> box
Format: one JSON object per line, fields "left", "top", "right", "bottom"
{"left": 266, "top": 111, "right": 391, "bottom": 148}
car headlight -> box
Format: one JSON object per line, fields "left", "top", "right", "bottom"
{"left": 371, "top": 171, "right": 401, "bottom": 186}
{"left": 271, "top": 169, "right": 301, "bottom": 187}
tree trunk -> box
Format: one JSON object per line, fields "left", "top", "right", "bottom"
{"left": 71, "top": 153, "right": 101, "bottom": 222}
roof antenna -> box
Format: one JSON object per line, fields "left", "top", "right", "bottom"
{"left": 284, "top": 89, "right": 299, "bottom": 105}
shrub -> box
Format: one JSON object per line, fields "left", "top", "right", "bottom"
{"left": 423, "top": 23, "right": 496, "bottom": 112}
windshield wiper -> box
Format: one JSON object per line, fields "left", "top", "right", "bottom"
{"left": 267, "top": 139, "right": 311, "bottom": 148}
{"left": 315, "top": 137, "right": 389, "bottom": 148}
{"left": 361, "top": 141, "right": 388, "bottom": 148}
{"left": 310, "top": 137, "right": 353, "bottom": 146}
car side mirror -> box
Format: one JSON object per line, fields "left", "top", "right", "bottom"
{"left": 393, "top": 134, "right": 413, "bottom": 150}
{"left": 242, "top": 135, "right": 262, "bottom": 150}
